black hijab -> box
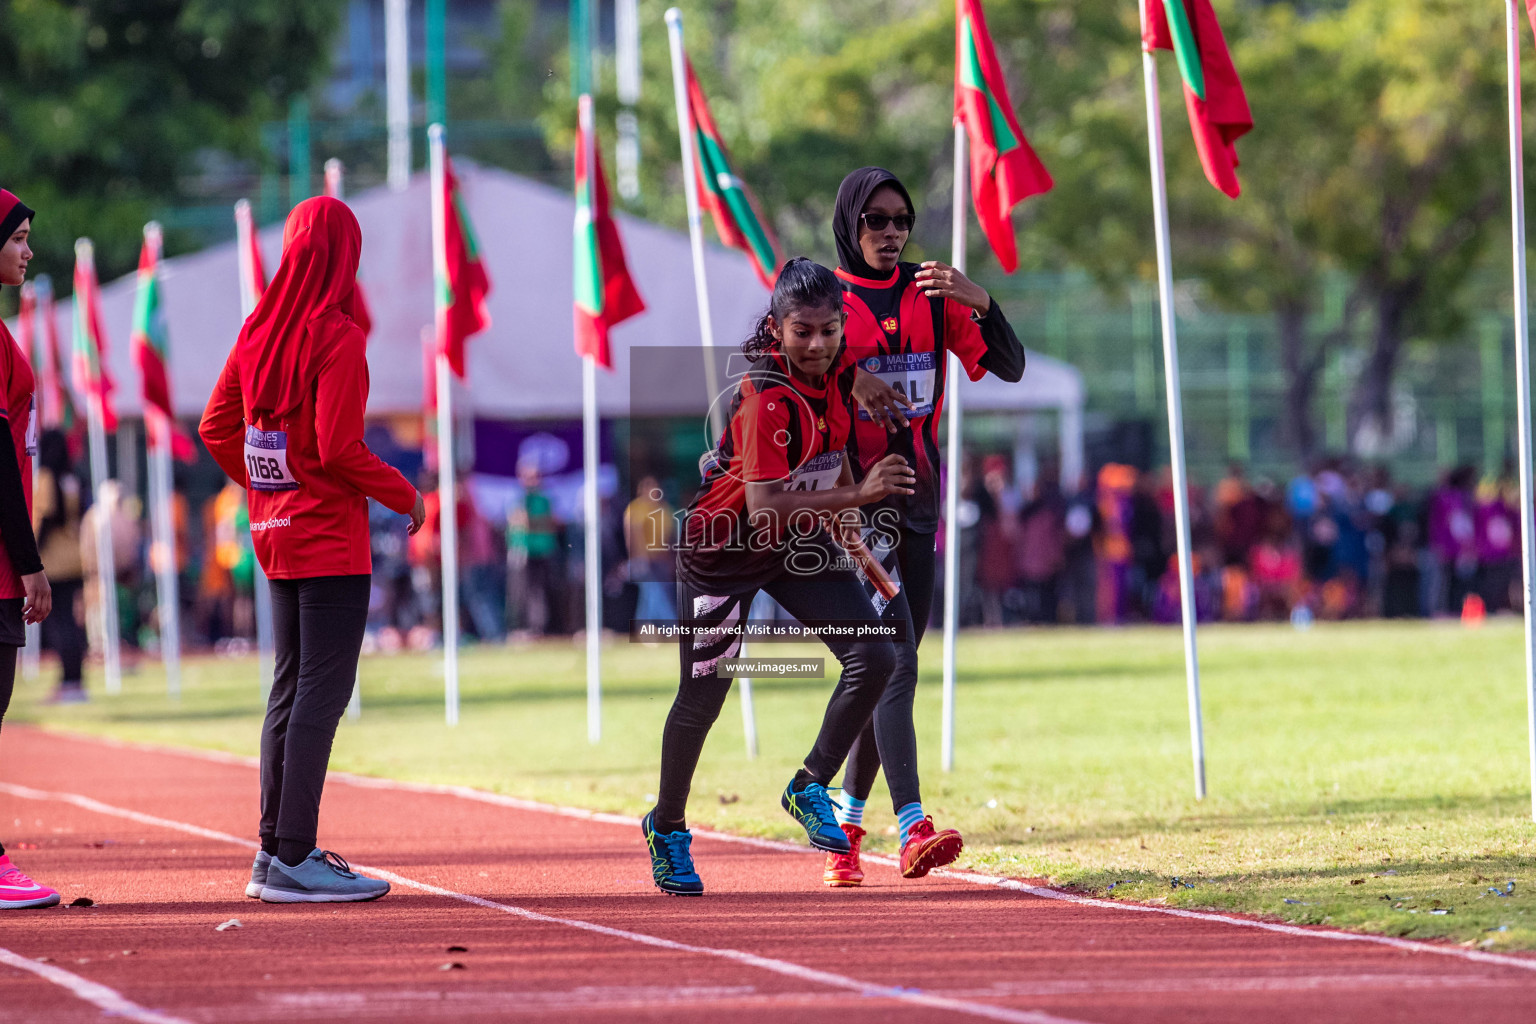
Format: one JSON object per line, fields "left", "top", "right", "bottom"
{"left": 833, "top": 167, "right": 915, "bottom": 280}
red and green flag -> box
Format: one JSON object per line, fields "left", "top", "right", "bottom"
{"left": 1143, "top": 0, "right": 1253, "bottom": 199}
{"left": 574, "top": 96, "right": 645, "bottom": 371}
{"left": 131, "top": 225, "right": 194, "bottom": 460}
{"left": 955, "top": 0, "right": 1053, "bottom": 274}
{"left": 435, "top": 149, "right": 491, "bottom": 378}
{"left": 71, "top": 239, "right": 117, "bottom": 432}
{"left": 684, "top": 56, "right": 780, "bottom": 290}
{"left": 234, "top": 199, "right": 268, "bottom": 316}
{"left": 29, "top": 277, "right": 74, "bottom": 432}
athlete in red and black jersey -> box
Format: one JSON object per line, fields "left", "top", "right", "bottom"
{"left": 644, "top": 259, "right": 914, "bottom": 896}
{"left": 820, "top": 167, "right": 1026, "bottom": 887}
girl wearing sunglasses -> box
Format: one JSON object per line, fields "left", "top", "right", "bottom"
{"left": 820, "top": 166, "right": 1026, "bottom": 887}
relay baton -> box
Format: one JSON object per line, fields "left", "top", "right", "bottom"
{"left": 840, "top": 530, "right": 900, "bottom": 602}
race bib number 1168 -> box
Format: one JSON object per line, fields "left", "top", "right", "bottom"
{"left": 244, "top": 426, "right": 299, "bottom": 491}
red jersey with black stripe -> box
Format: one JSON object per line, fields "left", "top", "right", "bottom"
{"left": 678, "top": 354, "right": 851, "bottom": 592}
{"left": 835, "top": 264, "right": 991, "bottom": 533}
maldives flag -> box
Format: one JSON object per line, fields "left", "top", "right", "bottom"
{"left": 71, "top": 239, "right": 117, "bottom": 432}
{"left": 684, "top": 56, "right": 779, "bottom": 290}
{"left": 234, "top": 199, "right": 267, "bottom": 316}
{"left": 435, "top": 149, "right": 491, "bottom": 378}
{"left": 955, "top": 0, "right": 1053, "bottom": 274}
{"left": 17, "top": 282, "right": 35, "bottom": 370}
{"left": 29, "top": 277, "right": 74, "bottom": 432}
{"left": 131, "top": 225, "right": 194, "bottom": 460}
{"left": 1143, "top": 0, "right": 1253, "bottom": 199}
{"left": 573, "top": 96, "right": 645, "bottom": 370}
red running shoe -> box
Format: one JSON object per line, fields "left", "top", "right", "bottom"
{"left": 823, "top": 824, "right": 866, "bottom": 887}
{"left": 0, "top": 855, "right": 61, "bottom": 909}
{"left": 899, "top": 817, "right": 963, "bottom": 879}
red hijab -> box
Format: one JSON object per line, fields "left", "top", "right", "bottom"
{"left": 236, "top": 196, "right": 365, "bottom": 419}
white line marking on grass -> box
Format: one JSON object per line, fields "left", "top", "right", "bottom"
{"left": 0, "top": 781, "right": 1085, "bottom": 1024}
{"left": 34, "top": 730, "right": 1536, "bottom": 976}
{"left": 0, "top": 945, "right": 194, "bottom": 1024}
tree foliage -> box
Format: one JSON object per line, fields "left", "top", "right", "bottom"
{"left": 0, "top": 0, "right": 344, "bottom": 298}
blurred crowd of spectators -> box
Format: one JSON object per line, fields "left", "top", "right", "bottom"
{"left": 31, "top": 418, "right": 1529, "bottom": 704}
{"left": 957, "top": 454, "right": 1523, "bottom": 627}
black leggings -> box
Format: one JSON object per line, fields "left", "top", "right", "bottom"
{"left": 655, "top": 567, "right": 896, "bottom": 826}
{"left": 841, "top": 526, "right": 936, "bottom": 810}
{"left": 259, "top": 574, "right": 370, "bottom": 852}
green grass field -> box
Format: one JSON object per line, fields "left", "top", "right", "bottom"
{"left": 8, "top": 620, "right": 1536, "bottom": 949}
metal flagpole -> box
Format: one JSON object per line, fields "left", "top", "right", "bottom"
{"left": 579, "top": 95, "right": 603, "bottom": 744}
{"left": 667, "top": 7, "right": 756, "bottom": 756}
{"left": 1505, "top": 0, "right": 1536, "bottom": 822}
{"left": 20, "top": 281, "right": 40, "bottom": 681}
{"left": 941, "top": 124, "right": 966, "bottom": 772}
{"left": 324, "top": 160, "right": 364, "bottom": 721}
{"left": 386, "top": 0, "right": 411, "bottom": 191}
{"left": 142, "top": 223, "right": 181, "bottom": 699}
{"left": 664, "top": 8, "right": 726, "bottom": 441}
{"left": 616, "top": 0, "right": 642, "bottom": 201}
{"left": 75, "top": 239, "right": 121, "bottom": 696}
{"left": 234, "top": 200, "right": 276, "bottom": 698}
{"left": 1140, "top": 1, "right": 1206, "bottom": 800}
{"left": 430, "top": 123, "right": 461, "bottom": 727}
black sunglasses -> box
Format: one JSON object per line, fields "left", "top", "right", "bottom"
{"left": 860, "top": 212, "right": 915, "bottom": 232}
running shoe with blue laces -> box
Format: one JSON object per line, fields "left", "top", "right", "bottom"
{"left": 641, "top": 811, "right": 703, "bottom": 896}
{"left": 780, "top": 779, "right": 851, "bottom": 853}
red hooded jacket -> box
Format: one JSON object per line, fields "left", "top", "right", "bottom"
{"left": 199, "top": 197, "right": 415, "bottom": 579}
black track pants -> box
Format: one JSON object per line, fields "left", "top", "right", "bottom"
{"left": 654, "top": 568, "right": 896, "bottom": 826}
{"left": 841, "top": 526, "right": 936, "bottom": 810}
{"left": 259, "top": 574, "right": 370, "bottom": 850}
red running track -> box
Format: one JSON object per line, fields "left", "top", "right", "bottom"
{"left": 1, "top": 727, "right": 1534, "bottom": 1024}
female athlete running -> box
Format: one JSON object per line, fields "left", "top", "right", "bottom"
{"left": 821, "top": 167, "right": 1026, "bottom": 886}
{"left": 644, "top": 258, "right": 913, "bottom": 896}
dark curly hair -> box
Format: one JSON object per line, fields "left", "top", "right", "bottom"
{"left": 740, "top": 257, "right": 843, "bottom": 360}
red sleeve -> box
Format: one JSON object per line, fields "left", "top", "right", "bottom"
{"left": 198, "top": 351, "right": 250, "bottom": 488}
{"left": 313, "top": 327, "right": 418, "bottom": 514}
{"left": 944, "top": 297, "right": 990, "bottom": 383}
{"left": 734, "top": 393, "right": 792, "bottom": 483}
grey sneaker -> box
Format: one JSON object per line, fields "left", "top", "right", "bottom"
{"left": 245, "top": 851, "right": 271, "bottom": 899}
{"left": 259, "top": 849, "right": 390, "bottom": 904}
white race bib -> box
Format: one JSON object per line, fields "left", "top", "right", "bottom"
{"left": 856, "top": 351, "right": 936, "bottom": 420}
{"left": 24, "top": 394, "right": 37, "bottom": 458}
{"left": 784, "top": 450, "right": 843, "bottom": 492}
{"left": 244, "top": 426, "right": 299, "bottom": 491}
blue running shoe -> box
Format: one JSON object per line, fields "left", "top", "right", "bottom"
{"left": 781, "top": 780, "right": 850, "bottom": 853}
{"left": 641, "top": 811, "right": 703, "bottom": 896}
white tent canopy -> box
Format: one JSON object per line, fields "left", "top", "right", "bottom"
{"left": 20, "top": 163, "right": 1084, "bottom": 474}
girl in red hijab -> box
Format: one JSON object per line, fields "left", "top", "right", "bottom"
{"left": 201, "top": 197, "right": 424, "bottom": 904}
{"left": 0, "top": 189, "right": 58, "bottom": 910}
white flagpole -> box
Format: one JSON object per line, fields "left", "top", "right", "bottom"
{"left": 579, "top": 94, "right": 604, "bottom": 744}
{"left": 667, "top": 7, "right": 756, "bottom": 757}
{"left": 386, "top": 0, "right": 412, "bottom": 192}
{"left": 1140, "top": 1, "right": 1206, "bottom": 800}
{"left": 664, "top": 8, "right": 726, "bottom": 441}
{"left": 429, "top": 122, "right": 460, "bottom": 727}
{"left": 941, "top": 124, "right": 966, "bottom": 773}
{"left": 20, "top": 281, "right": 40, "bottom": 682}
{"left": 75, "top": 239, "right": 121, "bottom": 696}
{"left": 1505, "top": 0, "right": 1536, "bottom": 822}
{"left": 323, "top": 163, "right": 364, "bottom": 721}
{"left": 141, "top": 223, "right": 181, "bottom": 699}
{"left": 616, "top": 0, "right": 642, "bottom": 201}
{"left": 234, "top": 200, "right": 277, "bottom": 698}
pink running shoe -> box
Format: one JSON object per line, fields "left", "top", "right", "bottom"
{"left": 0, "top": 855, "right": 61, "bottom": 909}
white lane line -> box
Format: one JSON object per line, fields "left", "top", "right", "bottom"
{"left": 35, "top": 730, "right": 1536, "bottom": 975}
{"left": 0, "top": 945, "right": 194, "bottom": 1024}
{"left": 0, "top": 781, "right": 1085, "bottom": 1024}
